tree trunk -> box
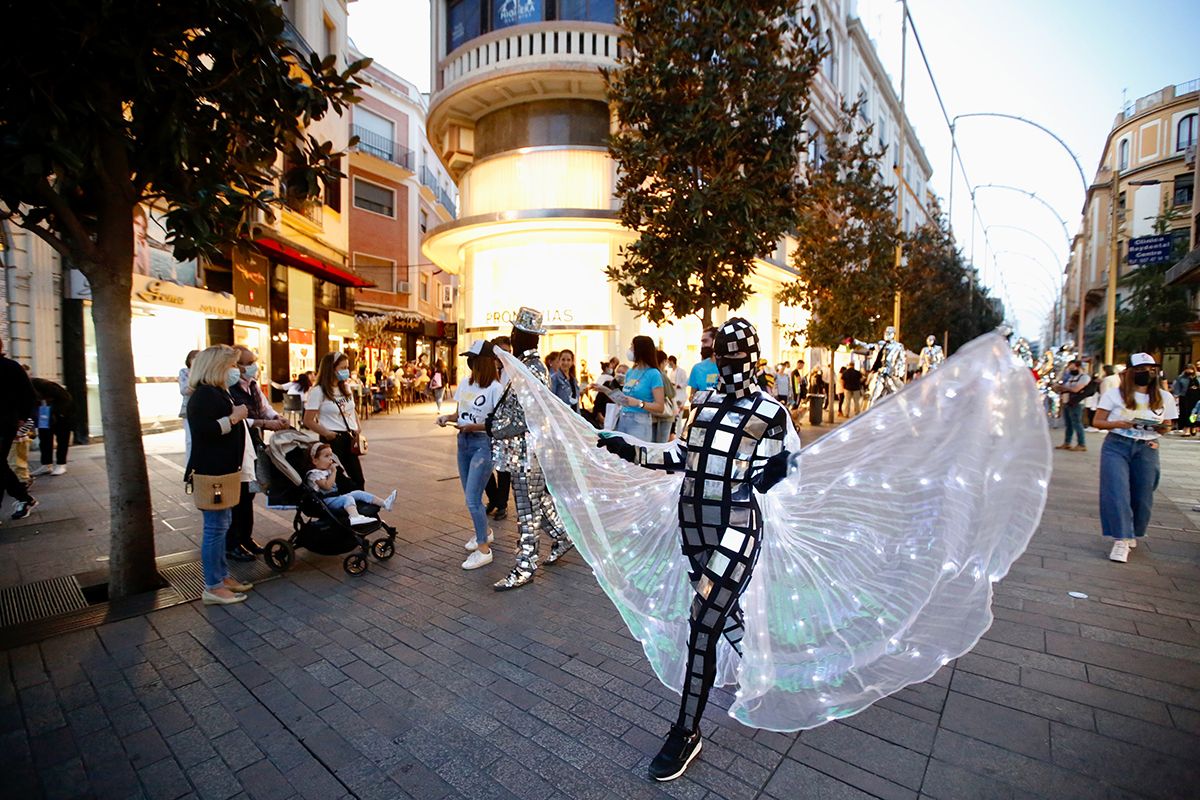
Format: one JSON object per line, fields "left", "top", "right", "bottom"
{"left": 83, "top": 212, "right": 160, "bottom": 598}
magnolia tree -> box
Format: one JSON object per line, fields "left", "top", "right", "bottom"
{"left": 0, "top": 0, "right": 367, "bottom": 596}
{"left": 605, "top": 0, "right": 824, "bottom": 327}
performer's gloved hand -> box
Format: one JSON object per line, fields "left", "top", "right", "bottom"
{"left": 756, "top": 449, "right": 792, "bottom": 493}
{"left": 596, "top": 433, "right": 638, "bottom": 463}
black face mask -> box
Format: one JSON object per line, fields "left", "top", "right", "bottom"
{"left": 1133, "top": 372, "right": 1153, "bottom": 387}
{"left": 700, "top": 346, "right": 714, "bottom": 359}
{"left": 1069, "top": 368, "right": 1080, "bottom": 375}
{"left": 714, "top": 318, "right": 760, "bottom": 398}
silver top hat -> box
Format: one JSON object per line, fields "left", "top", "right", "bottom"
{"left": 512, "top": 306, "right": 546, "bottom": 334}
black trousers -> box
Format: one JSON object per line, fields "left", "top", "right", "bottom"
{"left": 38, "top": 418, "right": 71, "bottom": 465}
{"left": 225, "top": 482, "right": 255, "bottom": 551}
{"left": 485, "top": 470, "right": 510, "bottom": 511}
{"left": 331, "top": 432, "right": 365, "bottom": 491}
{"left": 1, "top": 429, "right": 33, "bottom": 505}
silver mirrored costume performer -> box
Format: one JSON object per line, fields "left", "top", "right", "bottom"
{"left": 492, "top": 328, "right": 1051, "bottom": 780}
{"left": 918, "top": 335, "right": 945, "bottom": 375}
{"left": 1011, "top": 337, "right": 1034, "bottom": 370}
{"left": 598, "top": 318, "right": 792, "bottom": 778}
{"left": 488, "top": 307, "right": 571, "bottom": 591}
{"left": 854, "top": 326, "right": 907, "bottom": 407}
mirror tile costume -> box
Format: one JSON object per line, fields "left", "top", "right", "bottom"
{"left": 855, "top": 326, "right": 907, "bottom": 407}
{"left": 918, "top": 335, "right": 945, "bottom": 375}
{"left": 488, "top": 308, "right": 571, "bottom": 591}
{"left": 495, "top": 326, "right": 1051, "bottom": 780}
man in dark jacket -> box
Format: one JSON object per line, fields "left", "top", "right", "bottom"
{"left": 30, "top": 378, "right": 74, "bottom": 477}
{"left": 0, "top": 338, "right": 38, "bottom": 520}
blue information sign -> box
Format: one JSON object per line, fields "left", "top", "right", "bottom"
{"left": 1127, "top": 234, "right": 1173, "bottom": 265}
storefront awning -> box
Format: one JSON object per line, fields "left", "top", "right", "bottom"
{"left": 254, "top": 236, "right": 374, "bottom": 288}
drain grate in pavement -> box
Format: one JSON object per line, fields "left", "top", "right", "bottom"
{"left": 160, "top": 558, "right": 279, "bottom": 600}
{"left": 0, "top": 576, "right": 89, "bottom": 627}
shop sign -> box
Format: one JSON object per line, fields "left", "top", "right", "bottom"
{"left": 386, "top": 316, "right": 424, "bottom": 333}
{"left": 132, "top": 274, "right": 234, "bottom": 316}
{"left": 1127, "top": 234, "right": 1173, "bottom": 266}
{"left": 233, "top": 248, "right": 270, "bottom": 321}
{"left": 494, "top": 0, "right": 542, "bottom": 30}
{"left": 484, "top": 308, "right": 576, "bottom": 326}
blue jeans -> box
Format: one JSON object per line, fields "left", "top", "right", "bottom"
{"left": 1099, "top": 434, "right": 1160, "bottom": 540}
{"left": 1063, "top": 403, "right": 1085, "bottom": 446}
{"left": 201, "top": 508, "right": 232, "bottom": 590}
{"left": 457, "top": 432, "right": 493, "bottom": 544}
{"left": 615, "top": 409, "right": 653, "bottom": 441}
{"left": 322, "top": 491, "right": 377, "bottom": 512}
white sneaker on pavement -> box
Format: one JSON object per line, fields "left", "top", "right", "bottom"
{"left": 29, "top": 465, "right": 51, "bottom": 477}
{"left": 465, "top": 530, "right": 495, "bottom": 551}
{"left": 1108, "top": 540, "right": 1130, "bottom": 563}
{"left": 462, "top": 550, "right": 493, "bottom": 570}
{"left": 50, "top": 464, "right": 66, "bottom": 476}
{"left": 1128, "top": 538, "right": 1137, "bottom": 548}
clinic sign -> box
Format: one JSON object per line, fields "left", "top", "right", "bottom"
{"left": 1127, "top": 234, "right": 1173, "bottom": 266}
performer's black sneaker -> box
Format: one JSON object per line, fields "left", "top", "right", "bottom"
{"left": 493, "top": 567, "right": 533, "bottom": 591}
{"left": 648, "top": 724, "right": 702, "bottom": 781}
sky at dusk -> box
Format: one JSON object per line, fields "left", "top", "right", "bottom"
{"left": 348, "top": 0, "right": 1200, "bottom": 340}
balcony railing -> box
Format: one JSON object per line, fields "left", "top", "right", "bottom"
{"left": 351, "top": 125, "right": 413, "bottom": 170}
{"left": 420, "top": 166, "right": 457, "bottom": 217}
{"left": 281, "top": 17, "right": 316, "bottom": 61}
{"left": 1177, "top": 78, "right": 1200, "bottom": 97}
{"left": 437, "top": 21, "right": 621, "bottom": 95}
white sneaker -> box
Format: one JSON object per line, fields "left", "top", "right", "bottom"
{"left": 29, "top": 465, "right": 51, "bottom": 477}
{"left": 348, "top": 514, "right": 375, "bottom": 526}
{"left": 1128, "top": 538, "right": 1137, "bottom": 548}
{"left": 382, "top": 489, "right": 397, "bottom": 511}
{"left": 50, "top": 464, "right": 66, "bottom": 476}
{"left": 465, "top": 530, "right": 495, "bottom": 551}
{"left": 1108, "top": 540, "right": 1130, "bottom": 563}
{"left": 462, "top": 549, "right": 493, "bottom": 570}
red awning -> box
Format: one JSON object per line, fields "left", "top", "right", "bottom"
{"left": 254, "top": 236, "right": 374, "bottom": 288}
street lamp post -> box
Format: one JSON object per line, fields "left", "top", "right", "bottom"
{"left": 1105, "top": 177, "right": 1162, "bottom": 364}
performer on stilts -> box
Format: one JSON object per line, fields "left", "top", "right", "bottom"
{"left": 488, "top": 307, "right": 573, "bottom": 591}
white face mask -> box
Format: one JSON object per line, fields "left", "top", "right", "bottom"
{"left": 626, "top": 348, "right": 636, "bottom": 363}
{"left": 243, "top": 363, "right": 258, "bottom": 380}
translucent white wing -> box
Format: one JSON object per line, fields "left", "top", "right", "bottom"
{"left": 735, "top": 332, "right": 1051, "bottom": 729}
{"left": 500, "top": 332, "right": 1051, "bottom": 732}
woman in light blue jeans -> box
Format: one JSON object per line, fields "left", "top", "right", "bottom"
{"left": 437, "top": 340, "right": 504, "bottom": 570}
{"left": 201, "top": 508, "right": 233, "bottom": 590}
{"left": 596, "top": 335, "right": 665, "bottom": 443}
{"left": 1092, "top": 353, "right": 1177, "bottom": 563}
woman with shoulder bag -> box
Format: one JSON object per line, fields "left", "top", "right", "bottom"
{"left": 186, "top": 345, "right": 255, "bottom": 606}
{"left": 304, "top": 352, "right": 366, "bottom": 490}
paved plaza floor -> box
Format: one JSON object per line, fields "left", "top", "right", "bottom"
{"left": 1, "top": 405, "right": 1198, "bottom": 799}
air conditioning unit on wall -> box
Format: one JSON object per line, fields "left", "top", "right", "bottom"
{"left": 396, "top": 281, "right": 411, "bottom": 294}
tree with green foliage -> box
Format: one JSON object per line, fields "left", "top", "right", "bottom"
{"left": 0, "top": 0, "right": 367, "bottom": 597}
{"left": 1109, "top": 208, "right": 1194, "bottom": 360}
{"left": 604, "top": 0, "right": 824, "bottom": 327}
{"left": 780, "top": 100, "right": 900, "bottom": 346}
{"left": 900, "top": 206, "right": 1005, "bottom": 352}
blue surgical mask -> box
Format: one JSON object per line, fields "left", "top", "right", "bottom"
{"left": 226, "top": 368, "right": 241, "bottom": 388}
{"left": 243, "top": 363, "right": 258, "bottom": 380}
{"left": 336, "top": 368, "right": 351, "bottom": 381}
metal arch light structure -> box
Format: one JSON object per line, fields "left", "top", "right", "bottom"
{"left": 992, "top": 249, "right": 1065, "bottom": 342}
{"left": 984, "top": 225, "right": 1067, "bottom": 274}
{"left": 951, "top": 112, "right": 1089, "bottom": 196}
{"left": 973, "top": 184, "right": 1073, "bottom": 250}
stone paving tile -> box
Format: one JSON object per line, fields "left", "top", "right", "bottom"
{"left": 3, "top": 417, "right": 1200, "bottom": 798}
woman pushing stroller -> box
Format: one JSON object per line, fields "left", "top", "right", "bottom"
{"left": 305, "top": 442, "right": 396, "bottom": 526}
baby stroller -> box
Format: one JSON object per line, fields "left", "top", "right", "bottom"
{"left": 262, "top": 430, "right": 398, "bottom": 576}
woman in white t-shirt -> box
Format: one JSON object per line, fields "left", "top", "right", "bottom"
{"left": 1092, "top": 353, "right": 1178, "bottom": 563}
{"left": 436, "top": 340, "right": 504, "bottom": 570}
{"left": 303, "top": 352, "right": 365, "bottom": 491}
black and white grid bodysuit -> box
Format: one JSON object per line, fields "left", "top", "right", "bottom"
{"left": 604, "top": 318, "right": 789, "bottom": 732}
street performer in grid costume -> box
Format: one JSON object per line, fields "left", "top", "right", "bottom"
{"left": 493, "top": 320, "right": 1051, "bottom": 782}
{"left": 488, "top": 306, "right": 572, "bottom": 591}
{"left": 598, "top": 317, "right": 792, "bottom": 779}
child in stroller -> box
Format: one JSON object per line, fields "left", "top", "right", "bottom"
{"left": 263, "top": 430, "right": 399, "bottom": 576}
{"left": 306, "top": 442, "right": 397, "bottom": 526}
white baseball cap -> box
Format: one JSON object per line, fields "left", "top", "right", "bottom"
{"left": 1128, "top": 352, "right": 1157, "bottom": 367}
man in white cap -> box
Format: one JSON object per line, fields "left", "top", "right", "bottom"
{"left": 488, "top": 307, "right": 572, "bottom": 590}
